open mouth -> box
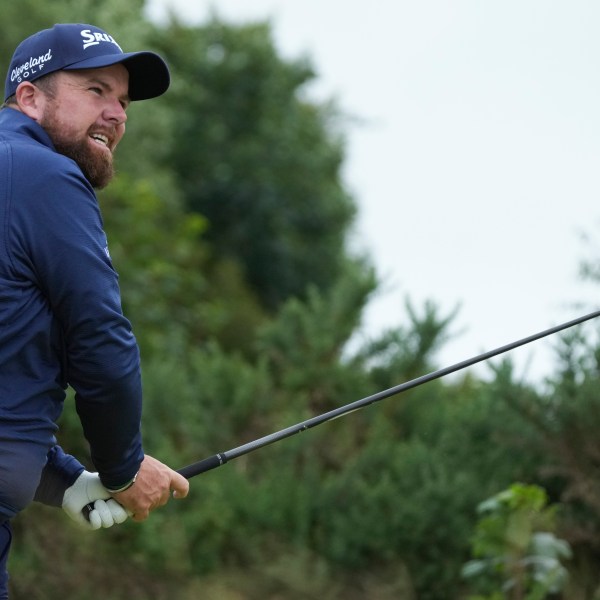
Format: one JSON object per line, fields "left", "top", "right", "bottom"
{"left": 89, "top": 133, "right": 110, "bottom": 149}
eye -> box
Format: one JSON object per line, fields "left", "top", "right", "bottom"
{"left": 89, "top": 87, "right": 103, "bottom": 96}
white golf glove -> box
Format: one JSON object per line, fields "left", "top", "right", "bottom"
{"left": 62, "top": 470, "right": 129, "bottom": 530}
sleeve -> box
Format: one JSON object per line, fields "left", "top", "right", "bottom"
{"left": 33, "top": 446, "right": 85, "bottom": 507}
{"left": 11, "top": 157, "right": 144, "bottom": 489}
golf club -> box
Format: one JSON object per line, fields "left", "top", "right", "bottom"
{"left": 83, "top": 308, "right": 600, "bottom": 520}
{"left": 176, "top": 308, "right": 600, "bottom": 479}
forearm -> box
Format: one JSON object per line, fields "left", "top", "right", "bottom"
{"left": 67, "top": 309, "right": 145, "bottom": 489}
{"left": 74, "top": 369, "right": 144, "bottom": 490}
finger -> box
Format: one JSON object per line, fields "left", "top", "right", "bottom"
{"left": 171, "top": 473, "right": 190, "bottom": 499}
{"left": 106, "top": 499, "right": 128, "bottom": 524}
{"left": 87, "top": 509, "right": 102, "bottom": 530}
{"left": 94, "top": 499, "right": 115, "bottom": 528}
{"left": 131, "top": 510, "right": 149, "bottom": 523}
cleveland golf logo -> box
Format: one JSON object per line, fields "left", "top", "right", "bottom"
{"left": 10, "top": 49, "right": 52, "bottom": 83}
{"left": 80, "top": 29, "right": 122, "bottom": 52}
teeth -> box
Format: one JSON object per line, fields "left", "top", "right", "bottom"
{"left": 90, "top": 134, "right": 109, "bottom": 146}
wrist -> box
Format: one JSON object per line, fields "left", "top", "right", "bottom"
{"left": 104, "top": 470, "right": 139, "bottom": 494}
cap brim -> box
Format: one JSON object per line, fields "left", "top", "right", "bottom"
{"left": 63, "top": 51, "right": 170, "bottom": 101}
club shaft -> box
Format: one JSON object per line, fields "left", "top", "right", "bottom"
{"left": 177, "top": 309, "right": 600, "bottom": 480}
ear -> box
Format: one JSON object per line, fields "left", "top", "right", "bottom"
{"left": 14, "top": 82, "right": 46, "bottom": 120}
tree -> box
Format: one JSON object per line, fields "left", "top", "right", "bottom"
{"left": 152, "top": 18, "right": 360, "bottom": 310}
{"left": 99, "top": 177, "right": 267, "bottom": 357}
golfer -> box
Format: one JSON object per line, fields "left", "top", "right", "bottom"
{"left": 0, "top": 23, "right": 189, "bottom": 595}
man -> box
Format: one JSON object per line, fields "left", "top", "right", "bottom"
{"left": 0, "top": 23, "right": 189, "bottom": 595}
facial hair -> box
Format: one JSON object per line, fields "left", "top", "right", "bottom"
{"left": 39, "top": 109, "right": 115, "bottom": 189}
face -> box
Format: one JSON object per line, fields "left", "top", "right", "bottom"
{"left": 37, "top": 64, "right": 130, "bottom": 188}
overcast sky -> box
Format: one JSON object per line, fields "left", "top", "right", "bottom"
{"left": 146, "top": 0, "right": 600, "bottom": 384}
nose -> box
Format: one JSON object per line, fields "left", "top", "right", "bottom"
{"left": 104, "top": 98, "right": 128, "bottom": 126}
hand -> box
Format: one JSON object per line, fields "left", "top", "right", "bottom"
{"left": 62, "top": 470, "right": 129, "bottom": 530}
{"left": 111, "top": 455, "right": 189, "bottom": 522}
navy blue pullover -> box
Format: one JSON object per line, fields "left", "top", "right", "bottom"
{"left": 0, "top": 108, "right": 144, "bottom": 519}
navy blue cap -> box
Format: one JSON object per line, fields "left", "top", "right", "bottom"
{"left": 5, "top": 23, "right": 170, "bottom": 102}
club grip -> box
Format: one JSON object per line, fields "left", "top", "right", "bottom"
{"left": 83, "top": 502, "right": 94, "bottom": 521}
{"left": 177, "top": 453, "right": 227, "bottom": 479}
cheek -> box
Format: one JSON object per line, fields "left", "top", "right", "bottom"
{"left": 45, "top": 104, "right": 83, "bottom": 135}
{"left": 114, "top": 123, "right": 126, "bottom": 146}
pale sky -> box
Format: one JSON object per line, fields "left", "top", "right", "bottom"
{"left": 146, "top": 0, "right": 600, "bottom": 384}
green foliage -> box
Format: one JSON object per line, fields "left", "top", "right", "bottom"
{"left": 309, "top": 368, "right": 534, "bottom": 600}
{"left": 356, "top": 298, "right": 459, "bottom": 391}
{"left": 152, "top": 18, "right": 358, "bottom": 310}
{"left": 256, "top": 263, "right": 377, "bottom": 408}
{"left": 100, "top": 177, "right": 267, "bottom": 357}
{"left": 462, "top": 484, "right": 572, "bottom": 600}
